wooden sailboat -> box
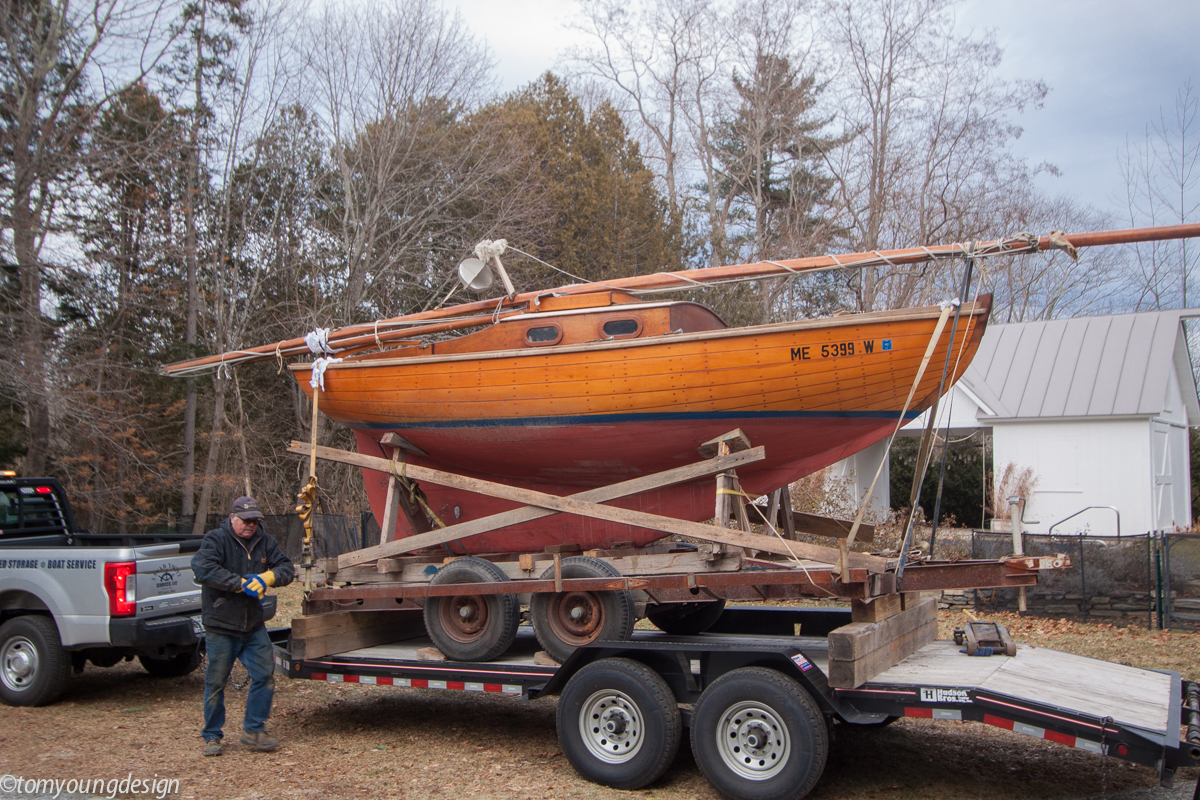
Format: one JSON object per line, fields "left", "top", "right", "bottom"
{"left": 292, "top": 291, "right": 989, "bottom": 552}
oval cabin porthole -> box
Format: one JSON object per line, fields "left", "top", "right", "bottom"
{"left": 602, "top": 318, "right": 640, "bottom": 338}
{"left": 525, "top": 325, "right": 562, "bottom": 345}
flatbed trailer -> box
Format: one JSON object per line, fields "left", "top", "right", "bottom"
{"left": 271, "top": 606, "right": 1200, "bottom": 800}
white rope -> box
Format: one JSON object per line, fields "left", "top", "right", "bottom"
{"left": 304, "top": 328, "right": 341, "bottom": 356}
{"left": 474, "top": 239, "right": 508, "bottom": 263}
{"left": 309, "top": 356, "right": 343, "bottom": 390}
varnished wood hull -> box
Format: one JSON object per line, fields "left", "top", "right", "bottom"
{"left": 297, "top": 299, "right": 990, "bottom": 553}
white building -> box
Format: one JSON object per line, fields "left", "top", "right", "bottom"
{"left": 833, "top": 310, "right": 1200, "bottom": 535}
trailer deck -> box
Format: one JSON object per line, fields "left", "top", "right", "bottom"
{"left": 271, "top": 607, "right": 1200, "bottom": 800}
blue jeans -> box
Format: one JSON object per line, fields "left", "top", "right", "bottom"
{"left": 202, "top": 627, "right": 275, "bottom": 740}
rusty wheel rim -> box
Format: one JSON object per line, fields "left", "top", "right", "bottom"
{"left": 547, "top": 591, "right": 605, "bottom": 645}
{"left": 438, "top": 594, "right": 490, "bottom": 643}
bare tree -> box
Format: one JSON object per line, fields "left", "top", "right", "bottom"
{"left": 1120, "top": 81, "right": 1199, "bottom": 312}
{"left": 0, "top": 0, "right": 179, "bottom": 474}
{"left": 309, "top": 0, "right": 507, "bottom": 322}
{"left": 819, "top": 0, "right": 1047, "bottom": 311}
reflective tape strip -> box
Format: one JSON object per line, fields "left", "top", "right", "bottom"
{"left": 983, "top": 713, "right": 1105, "bottom": 754}
{"left": 310, "top": 672, "right": 521, "bottom": 695}
{"left": 903, "top": 707, "right": 962, "bottom": 721}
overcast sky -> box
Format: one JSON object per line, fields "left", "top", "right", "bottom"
{"left": 450, "top": 0, "right": 1199, "bottom": 220}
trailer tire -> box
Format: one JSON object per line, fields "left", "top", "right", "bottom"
{"left": 139, "top": 645, "right": 202, "bottom": 678}
{"left": 557, "top": 657, "right": 681, "bottom": 790}
{"left": 691, "top": 667, "right": 828, "bottom": 800}
{"left": 423, "top": 557, "right": 519, "bottom": 662}
{"left": 0, "top": 615, "right": 71, "bottom": 707}
{"left": 646, "top": 599, "right": 726, "bottom": 635}
{"left": 531, "top": 556, "right": 634, "bottom": 663}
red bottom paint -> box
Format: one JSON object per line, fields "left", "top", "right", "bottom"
{"left": 353, "top": 414, "right": 899, "bottom": 554}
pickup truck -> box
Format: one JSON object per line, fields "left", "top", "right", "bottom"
{"left": 0, "top": 476, "right": 213, "bottom": 706}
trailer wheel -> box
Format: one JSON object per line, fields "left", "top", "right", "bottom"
{"left": 531, "top": 556, "right": 634, "bottom": 663}
{"left": 423, "top": 557, "right": 519, "bottom": 662}
{"left": 646, "top": 599, "right": 726, "bottom": 635}
{"left": 557, "top": 657, "right": 681, "bottom": 790}
{"left": 691, "top": 667, "right": 828, "bottom": 800}
{"left": 0, "top": 616, "right": 71, "bottom": 707}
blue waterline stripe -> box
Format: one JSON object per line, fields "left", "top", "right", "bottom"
{"left": 353, "top": 409, "right": 921, "bottom": 431}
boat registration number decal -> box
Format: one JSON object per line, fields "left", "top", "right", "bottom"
{"left": 790, "top": 339, "right": 891, "bottom": 361}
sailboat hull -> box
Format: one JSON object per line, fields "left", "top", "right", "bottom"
{"left": 299, "top": 299, "right": 990, "bottom": 553}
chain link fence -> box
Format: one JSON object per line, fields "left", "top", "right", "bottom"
{"left": 964, "top": 531, "right": 1200, "bottom": 630}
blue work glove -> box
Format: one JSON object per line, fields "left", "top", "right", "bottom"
{"left": 241, "top": 574, "right": 267, "bottom": 600}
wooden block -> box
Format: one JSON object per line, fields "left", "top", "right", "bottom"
{"left": 376, "top": 558, "right": 402, "bottom": 573}
{"left": 417, "top": 647, "right": 445, "bottom": 661}
{"left": 290, "top": 609, "right": 423, "bottom": 660}
{"left": 533, "top": 651, "right": 560, "bottom": 667}
{"left": 900, "top": 591, "right": 923, "bottom": 610}
{"left": 317, "top": 558, "right": 339, "bottom": 576}
{"left": 851, "top": 594, "right": 902, "bottom": 623}
{"left": 826, "top": 618, "right": 938, "bottom": 689}
{"left": 828, "top": 598, "right": 938, "bottom": 660}
{"left": 518, "top": 553, "right": 534, "bottom": 571}
{"left": 698, "top": 428, "right": 752, "bottom": 457}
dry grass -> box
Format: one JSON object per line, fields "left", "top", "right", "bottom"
{"left": 0, "top": 584, "right": 1196, "bottom": 800}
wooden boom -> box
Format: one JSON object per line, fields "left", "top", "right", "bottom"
{"left": 161, "top": 222, "right": 1200, "bottom": 376}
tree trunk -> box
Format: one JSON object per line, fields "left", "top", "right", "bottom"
{"left": 190, "top": 374, "right": 227, "bottom": 536}
{"left": 12, "top": 197, "right": 49, "bottom": 475}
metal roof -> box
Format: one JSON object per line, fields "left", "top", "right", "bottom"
{"left": 959, "top": 309, "right": 1200, "bottom": 423}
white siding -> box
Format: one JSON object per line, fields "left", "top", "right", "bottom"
{"left": 992, "top": 419, "right": 1150, "bottom": 536}
{"left": 827, "top": 438, "right": 891, "bottom": 518}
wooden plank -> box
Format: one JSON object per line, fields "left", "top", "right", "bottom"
{"left": 827, "top": 618, "right": 938, "bottom": 689}
{"left": 290, "top": 609, "right": 424, "bottom": 660}
{"left": 793, "top": 512, "right": 875, "bottom": 543}
{"left": 331, "top": 549, "right": 749, "bottom": 585}
{"left": 378, "top": 447, "right": 403, "bottom": 545}
{"left": 829, "top": 598, "right": 938, "bottom": 661}
{"left": 297, "top": 442, "right": 889, "bottom": 574}
{"left": 378, "top": 433, "right": 433, "bottom": 542}
{"left": 311, "top": 443, "right": 767, "bottom": 567}
{"left": 851, "top": 593, "right": 903, "bottom": 622}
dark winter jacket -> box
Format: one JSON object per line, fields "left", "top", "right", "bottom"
{"left": 191, "top": 518, "right": 295, "bottom": 635}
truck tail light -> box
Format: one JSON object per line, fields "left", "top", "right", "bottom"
{"left": 104, "top": 561, "right": 137, "bottom": 616}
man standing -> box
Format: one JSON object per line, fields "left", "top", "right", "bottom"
{"left": 192, "top": 496, "right": 294, "bottom": 756}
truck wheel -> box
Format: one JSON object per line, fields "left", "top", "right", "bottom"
{"left": 646, "top": 599, "right": 726, "bottom": 635}
{"left": 139, "top": 645, "right": 202, "bottom": 678}
{"left": 531, "top": 556, "right": 634, "bottom": 663}
{"left": 557, "top": 657, "right": 681, "bottom": 790}
{"left": 423, "top": 557, "right": 519, "bottom": 662}
{"left": 691, "top": 667, "right": 828, "bottom": 800}
{"left": 0, "top": 616, "right": 71, "bottom": 707}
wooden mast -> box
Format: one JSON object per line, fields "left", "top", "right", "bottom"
{"left": 161, "top": 222, "right": 1200, "bottom": 376}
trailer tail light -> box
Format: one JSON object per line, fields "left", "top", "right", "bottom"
{"left": 35, "top": 486, "right": 52, "bottom": 493}
{"left": 104, "top": 562, "right": 137, "bottom": 616}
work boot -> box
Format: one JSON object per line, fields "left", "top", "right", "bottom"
{"left": 203, "top": 739, "right": 223, "bottom": 757}
{"left": 240, "top": 729, "right": 279, "bottom": 751}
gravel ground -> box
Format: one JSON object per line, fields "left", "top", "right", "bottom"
{"left": 0, "top": 588, "right": 1196, "bottom": 800}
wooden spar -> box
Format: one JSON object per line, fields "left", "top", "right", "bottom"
{"left": 161, "top": 222, "right": 1200, "bottom": 376}
{"left": 287, "top": 441, "right": 889, "bottom": 572}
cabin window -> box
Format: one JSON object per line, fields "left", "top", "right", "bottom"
{"left": 525, "top": 325, "right": 562, "bottom": 345}
{"left": 602, "top": 318, "right": 641, "bottom": 338}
